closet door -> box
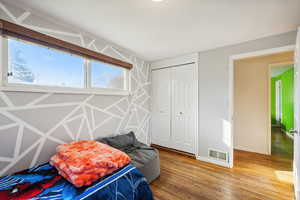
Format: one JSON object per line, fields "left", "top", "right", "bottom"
{"left": 151, "top": 68, "right": 171, "bottom": 147}
{"left": 171, "top": 64, "right": 197, "bottom": 153}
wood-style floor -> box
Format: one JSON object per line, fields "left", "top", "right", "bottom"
{"left": 151, "top": 149, "right": 294, "bottom": 200}
{"left": 271, "top": 127, "right": 293, "bottom": 159}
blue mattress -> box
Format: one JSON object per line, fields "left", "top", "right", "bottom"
{"left": 0, "top": 163, "right": 153, "bottom": 200}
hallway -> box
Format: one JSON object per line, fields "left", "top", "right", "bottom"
{"left": 271, "top": 127, "right": 294, "bottom": 161}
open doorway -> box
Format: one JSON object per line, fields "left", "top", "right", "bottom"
{"left": 229, "top": 48, "right": 297, "bottom": 196}
{"left": 229, "top": 49, "right": 295, "bottom": 195}
{"left": 233, "top": 50, "right": 294, "bottom": 156}
{"left": 228, "top": 30, "right": 300, "bottom": 199}
{"left": 270, "top": 63, "right": 294, "bottom": 160}
{"left": 231, "top": 47, "right": 295, "bottom": 170}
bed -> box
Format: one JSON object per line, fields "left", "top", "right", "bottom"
{"left": 0, "top": 163, "right": 153, "bottom": 200}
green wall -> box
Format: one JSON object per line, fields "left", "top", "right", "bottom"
{"left": 271, "top": 67, "right": 294, "bottom": 131}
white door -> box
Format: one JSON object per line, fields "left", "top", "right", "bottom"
{"left": 151, "top": 68, "right": 171, "bottom": 148}
{"left": 294, "top": 27, "right": 300, "bottom": 200}
{"left": 171, "top": 64, "right": 197, "bottom": 153}
{"left": 275, "top": 80, "right": 282, "bottom": 124}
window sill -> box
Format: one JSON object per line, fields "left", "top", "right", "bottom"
{"left": 0, "top": 85, "right": 130, "bottom": 96}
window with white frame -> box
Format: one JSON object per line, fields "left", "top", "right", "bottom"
{"left": 1, "top": 37, "right": 130, "bottom": 94}
{"left": 7, "top": 38, "right": 85, "bottom": 88}
{"left": 90, "top": 60, "right": 127, "bottom": 90}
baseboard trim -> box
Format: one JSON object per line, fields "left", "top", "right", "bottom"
{"left": 196, "top": 156, "right": 230, "bottom": 168}
{"left": 272, "top": 124, "right": 281, "bottom": 127}
{"left": 282, "top": 129, "right": 294, "bottom": 140}
{"left": 151, "top": 144, "right": 196, "bottom": 158}
{"left": 286, "top": 132, "right": 294, "bottom": 140}
{"left": 295, "top": 191, "right": 299, "bottom": 200}
{"left": 234, "top": 147, "right": 269, "bottom": 155}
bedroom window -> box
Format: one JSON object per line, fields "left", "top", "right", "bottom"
{"left": 90, "top": 60, "right": 128, "bottom": 90}
{"left": 7, "top": 38, "right": 85, "bottom": 88}
{"left": 1, "top": 37, "right": 130, "bottom": 95}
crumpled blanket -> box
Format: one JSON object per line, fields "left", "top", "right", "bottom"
{"left": 50, "top": 140, "right": 131, "bottom": 187}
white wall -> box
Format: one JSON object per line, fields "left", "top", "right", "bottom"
{"left": 0, "top": 1, "right": 151, "bottom": 176}
{"left": 198, "top": 31, "right": 297, "bottom": 166}
{"left": 150, "top": 31, "right": 297, "bottom": 167}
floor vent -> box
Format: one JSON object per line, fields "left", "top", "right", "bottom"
{"left": 208, "top": 149, "right": 228, "bottom": 162}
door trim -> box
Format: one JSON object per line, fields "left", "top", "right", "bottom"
{"left": 275, "top": 80, "right": 282, "bottom": 123}
{"left": 228, "top": 45, "right": 295, "bottom": 168}
{"left": 294, "top": 27, "right": 300, "bottom": 200}
{"left": 151, "top": 62, "right": 195, "bottom": 71}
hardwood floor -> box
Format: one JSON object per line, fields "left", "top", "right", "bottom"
{"left": 151, "top": 149, "right": 294, "bottom": 200}
{"left": 271, "top": 127, "right": 293, "bottom": 159}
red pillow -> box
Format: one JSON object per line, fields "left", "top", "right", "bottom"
{"left": 50, "top": 140, "right": 131, "bottom": 187}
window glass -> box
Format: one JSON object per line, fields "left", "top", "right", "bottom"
{"left": 8, "top": 38, "right": 85, "bottom": 88}
{"left": 90, "top": 60, "right": 126, "bottom": 90}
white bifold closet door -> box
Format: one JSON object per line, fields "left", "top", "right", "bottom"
{"left": 151, "top": 68, "right": 172, "bottom": 148}
{"left": 171, "top": 64, "right": 197, "bottom": 153}
{"left": 151, "top": 63, "right": 197, "bottom": 154}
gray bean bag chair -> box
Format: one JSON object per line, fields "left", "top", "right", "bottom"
{"left": 97, "top": 132, "right": 160, "bottom": 183}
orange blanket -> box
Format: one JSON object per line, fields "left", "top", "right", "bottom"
{"left": 50, "top": 140, "right": 131, "bottom": 187}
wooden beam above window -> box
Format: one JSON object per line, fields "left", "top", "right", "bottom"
{"left": 0, "top": 19, "right": 133, "bottom": 69}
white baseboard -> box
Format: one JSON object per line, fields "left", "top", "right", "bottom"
{"left": 280, "top": 128, "right": 293, "bottom": 138}
{"left": 196, "top": 155, "right": 231, "bottom": 168}
{"left": 283, "top": 130, "right": 294, "bottom": 140}
{"left": 295, "top": 191, "right": 300, "bottom": 200}
{"left": 272, "top": 124, "right": 281, "bottom": 127}
{"left": 234, "top": 146, "right": 269, "bottom": 155}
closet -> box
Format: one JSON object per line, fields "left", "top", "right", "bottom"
{"left": 151, "top": 58, "right": 198, "bottom": 154}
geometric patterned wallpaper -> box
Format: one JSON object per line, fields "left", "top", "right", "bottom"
{"left": 0, "top": 1, "right": 151, "bottom": 176}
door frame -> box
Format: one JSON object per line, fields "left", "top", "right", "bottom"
{"left": 275, "top": 79, "right": 282, "bottom": 124}
{"left": 228, "top": 45, "right": 295, "bottom": 168}
{"left": 150, "top": 53, "right": 199, "bottom": 157}
{"left": 268, "top": 61, "right": 294, "bottom": 155}
{"left": 294, "top": 27, "right": 300, "bottom": 200}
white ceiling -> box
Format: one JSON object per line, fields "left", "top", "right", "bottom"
{"left": 7, "top": 0, "right": 300, "bottom": 61}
